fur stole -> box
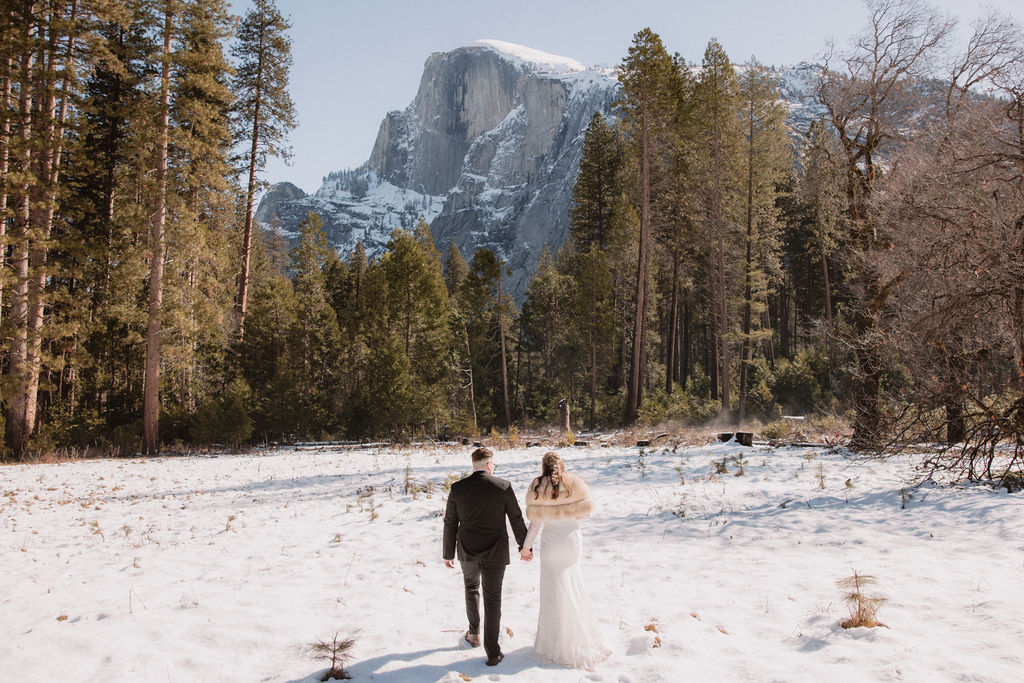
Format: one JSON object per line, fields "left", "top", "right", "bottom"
{"left": 525, "top": 473, "right": 593, "bottom": 521}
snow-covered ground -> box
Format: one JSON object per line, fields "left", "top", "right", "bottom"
{"left": 2, "top": 440, "right": 1022, "bottom": 682}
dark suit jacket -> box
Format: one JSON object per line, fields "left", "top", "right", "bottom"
{"left": 443, "top": 471, "right": 528, "bottom": 564}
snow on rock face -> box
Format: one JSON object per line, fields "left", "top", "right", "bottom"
{"left": 256, "top": 44, "right": 827, "bottom": 301}
{"left": 471, "top": 38, "right": 588, "bottom": 74}
{"left": 258, "top": 42, "right": 620, "bottom": 299}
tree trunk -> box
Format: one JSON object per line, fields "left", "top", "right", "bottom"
{"left": 144, "top": 5, "right": 173, "bottom": 455}
{"left": 25, "top": 0, "right": 77, "bottom": 445}
{"left": 709, "top": 91, "right": 731, "bottom": 417}
{"left": 738, "top": 104, "right": 755, "bottom": 424}
{"left": 665, "top": 250, "right": 679, "bottom": 395}
{"left": 497, "top": 276, "right": 511, "bottom": 429}
{"left": 5, "top": 7, "right": 35, "bottom": 458}
{"left": 236, "top": 91, "right": 261, "bottom": 339}
{"left": 589, "top": 326, "right": 597, "bottom": 430}
{"left": 0, "top": 53, "right": 12, "bottom": 326}
{"left": 681, "top": 291, "right": 691, "bottom": 385}
{"left": 625, "top": 101, "right": 651, "bottom": 424}
{"left": 464, "top": 325, "right": 477, "bottom": 433}
{"left": 709, "top": 309, "right": 719, "bottom": 401}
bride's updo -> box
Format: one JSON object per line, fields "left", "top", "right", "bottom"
{"left": 533, "top": 451, "right": 572, "bottom": 500}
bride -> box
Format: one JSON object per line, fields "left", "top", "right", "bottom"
{"left": 521, "top": 452, "right": 609, "bottom": 670}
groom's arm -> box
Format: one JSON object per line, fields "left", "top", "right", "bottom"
{"left": 504, "top": 487, "right": 528, "bottom": 550}
{"left": 442, "top": 492, "right": 459, "bottom": 565}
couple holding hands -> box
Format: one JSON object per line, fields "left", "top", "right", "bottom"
{"left": 442, "top": 448, "right": 609, "bottom": 670}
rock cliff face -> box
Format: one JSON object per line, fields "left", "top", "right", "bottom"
{"left": 256, "top": 43, "right": 823, "bottom": 300}
{"left": 257, "top": 40, "right": 620, "bottom": 299}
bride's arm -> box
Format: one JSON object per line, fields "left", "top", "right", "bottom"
{"left": 522, "top": 521, "right": 541, "bottom": 555}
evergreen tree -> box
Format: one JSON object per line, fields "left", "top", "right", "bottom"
{"left": 570, "top": 112, "right": 623, "bottom": 249}
{"left": 230, "top": 0, "right": 296, "bottom": 339}
{"left": 653, "top": 52, "right": 699, "bottom": 397}
{"left": 798, "top": 118, "right": 846, "bottom": 338}
{"left": 164, "top": 0, "right": 237, "bottom": 430}
{"left": 3, "top": 0, "right": 88, "bottom": 458}
{"left": 443, "top": 241, "right": 476, "bottom": 431}
{"left": 143, "top": 1, "right": 174, "bottom": 455}
{"left": 287, "top": 212, "right": 342, "bottom": 435}
{"left": 520, "top": 247, "right": 568, "bottom": 423}
{"left": 618, "top": 27, "right": 675, "bottom": 424}
{"left": 375, "top": 218, "right": 454, "bottom": 434}
{"left": 736, "top": 58, "right": 790, "bottom": 422}
{"left": 694, "top": 38, "right": 743, "bottom": 417}
{"left": 443, "top": 239, "right": 469, "bottom": 297}
{"left": 461, "top": 249, "right": 515, "bottom": 430}
{"left": 237, "top": 230, "right": 298, "bottom": 440}
{"left": 563, "top": 113, "right": 627, "bottom": 424}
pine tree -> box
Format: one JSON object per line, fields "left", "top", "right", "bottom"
{"left": 462, "top": 249, "right": 515, "bottom": 430}
{"left": 565, "top": 244, "right": 616, "bottom": 429}
{"left": 65, "top": 1, "right": 155, "bottom": 443}
{"left": 694, "top": 38, "right": 743, "bottom": 417}
{"left": 520, "top": 247, "right": 568, "bottom": 422}
{"left": 230, "top": 0, "right": 296, "bottom": 339}
{"left": 376, "top": 218, "right": 454, "bottom": 434}
{"left": 3, "top": 0, "right": 86, "bottom": 458}
{"left": 443, "top": 241, "right": 476, "bottom": 431}
{"left": 653, "top": 52, "right": 698, "bottom": 397}
{"left": 164, "top": 0, "right": 237, "bottom": 427}
{"left": 287, "top": 211, "right": 342, "bottom": 435}
{"left": 565, "top": 112, "right": 627, "bottom": 425}
{"left": 617, "top": 28, "right": 675, "bottom": 424}
{"left": 237, "top": 230, "right": 298, "bottom": 440}
{"left": 736, "top": 58, "right": 790, "bottom": 422}
{"left": 798, "top": 118, "right": 846, "bottom": 337}
{"left": 142, "top": 0, "right": 173, "bottom": 455}
{"left": 570, "top": 112, "right": 622, "bottom": 250}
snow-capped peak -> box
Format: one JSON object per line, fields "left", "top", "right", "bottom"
{"left": 471, "top": 39, "right": 587, "bottom": 74}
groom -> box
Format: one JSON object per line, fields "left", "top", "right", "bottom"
{"left": 443, "top": 447, "right": 529, "bottom": 666}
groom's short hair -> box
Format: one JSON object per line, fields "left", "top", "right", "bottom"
{"left": 471, "top": 447, "right": 493, "bottom": 464}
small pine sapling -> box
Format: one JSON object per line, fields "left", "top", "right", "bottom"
{"left": 837, "top": 570, "right": 887, "bottom": 629}
{"left": 309, "top": 632, "right": 355, "bottom": 681}
{"left": 732, "top": 454, "right": 746, "bottom": 476}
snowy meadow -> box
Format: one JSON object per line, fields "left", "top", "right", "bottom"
{"left": 2, "top": 440, "right": 1022, "bottom": 682}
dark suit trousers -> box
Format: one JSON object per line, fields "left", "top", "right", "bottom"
{"left": 460, "top": 560, "right": 505, "bottom": 659}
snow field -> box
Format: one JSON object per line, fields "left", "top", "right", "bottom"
{"left": 2, "top": 442, "right": 1022, "bottom": 682}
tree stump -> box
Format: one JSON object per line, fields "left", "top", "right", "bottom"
{"left": 558, "top": 398, "right": 570, "bottom": 434}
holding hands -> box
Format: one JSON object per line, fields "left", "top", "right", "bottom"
{"left": 520, "top": 548, "right": 533, "bottom": 562}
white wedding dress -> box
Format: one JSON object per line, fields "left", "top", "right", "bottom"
{"left": 525, "top": 519, "right": 609, "bottom": 670}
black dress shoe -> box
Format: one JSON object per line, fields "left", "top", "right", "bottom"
{"left": 485, "top": 653, "right": 504, "bottom": 666}
{"left": 464, "top": 631, "right": 480, "bottom": 647}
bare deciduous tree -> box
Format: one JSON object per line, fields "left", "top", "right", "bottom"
{"left": 817, "top": 0, "right": 954, "bottom": 450}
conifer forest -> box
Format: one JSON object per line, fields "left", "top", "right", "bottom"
{"left": 1, "top": 0, "right": 1022, "bottom": 480}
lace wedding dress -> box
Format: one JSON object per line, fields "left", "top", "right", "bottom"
{"left": 529, "top": 519, "right": 609, "bottom": 670}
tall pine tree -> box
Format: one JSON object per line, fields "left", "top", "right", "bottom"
{"left": 230, "top": 0, "right": 295, "bottom": 339}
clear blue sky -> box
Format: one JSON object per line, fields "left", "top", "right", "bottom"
{"left": 228, "top": 0, "right": 1020, "bottom": 194}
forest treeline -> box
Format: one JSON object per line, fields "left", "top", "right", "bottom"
{"left": 1, "top": 1, "right": 1023, "bottom": 479}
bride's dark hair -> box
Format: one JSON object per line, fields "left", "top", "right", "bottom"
{"left": 532, "top": 451, "right": 572, "bottom": 500}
